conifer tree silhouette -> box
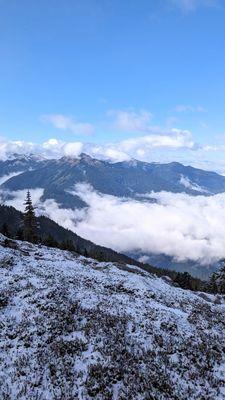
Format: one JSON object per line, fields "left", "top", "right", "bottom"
{"left": 23, "top": 190, "right": 38, "bottom": 243}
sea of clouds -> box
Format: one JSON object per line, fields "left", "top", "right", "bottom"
{"left": 2, "top": 183, "right": 225, "bottom": 266}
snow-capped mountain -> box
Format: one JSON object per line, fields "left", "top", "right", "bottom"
{"left": 0, "top": 153, "right": 45, "bottom": 172}
{"left": 0, "top": 235, "right": 225, "bottom": 399}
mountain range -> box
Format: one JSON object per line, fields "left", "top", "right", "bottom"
{"left": 1, "top": 153, "right": 225, "bottom": 279}
{"left": 1, "top": 154, "right": 225, "bottom": 210}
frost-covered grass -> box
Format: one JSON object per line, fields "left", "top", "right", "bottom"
{"left": 0, "top": 235, "right": 225, "bottom": 399}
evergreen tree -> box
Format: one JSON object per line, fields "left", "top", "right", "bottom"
{"left": 43, "top": 234, "right": 59, "bottom": 248}
{"left": 0, "top": 222, "right": 11, "bottom": 238}
{"left": 23, "top": 191, "right": 38, "bottom": 243}
{"left": 60, "top": 239, "right": 75, "bottom": 251}
{"left": 207, "top": 273, "right": 218, "bottom": 294}
{"left": 16, "top": 228, "right": 24, "bottom": 241}
{"left": 215, "top": 263, "right": 225, "bottom": 294}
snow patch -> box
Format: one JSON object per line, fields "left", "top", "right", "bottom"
{"left": 0, "top": 237, "right": 225, "bottom": 399}
{"left": 0, "top": 171, "right": 24, "bottom": 185}
{"left": 180, "top": 174, "right": 209, "bottom": 193}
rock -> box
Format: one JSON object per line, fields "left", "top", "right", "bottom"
{"left": 161, "top": 276, "right": 173, "bottom": 283}
{"left": 20, "top": 250, "right": 30, "bottom": 256}
{"left": 197, "top": 292, "right": 213, "bottom": 303}
{"left": 214, "top": 295, "right": 222, "bottom": 305}
{"left": 161, "top": 275, "right": 179, "bottom": 287}
{"left": 3, "top": 239, "right": 19, "bottom": 250}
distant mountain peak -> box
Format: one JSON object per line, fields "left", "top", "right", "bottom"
{"left": 4, "top": 153, "right": 45, "bottom": 162}
{"left": 80, "top": 152, "right": 94, "bottom": 161}
{"left": 79, "top": 153, "right": 103, "bottom": 166}
{"left": 59, "top": 155, "right": 80, "bottom": 164}
{"left": 123, "top": 158, "right": 139, "bottom": 167}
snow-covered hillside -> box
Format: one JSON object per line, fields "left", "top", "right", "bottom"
{"left": 0, "top": 235, "right": 225, "bottom": 399}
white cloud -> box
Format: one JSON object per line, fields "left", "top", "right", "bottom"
{"left": 1, "top": 188, "right": 44, "bottom": 212}
{"left": 42, "top": 114, "right": 94, "bottom": 135}
{"left": 119, "top": 129, "right": 195, "bottom": 152}
{"left": 86, "top": 129, "right": 197, "bottom": 164}
{"left": 86, "top": 129, "right": 196, "bottom": 163}
{"left": 0, "top": 137, "right": 37, "bottom": 160}
{"left": 71, "top": 185, "right": 225, "bottom": 264}
{"left": 107, "top": 109, "right": 153, "bottom": 132}
{"left": 0, "top": 138, "right": 85, "bottom": 161}
{"left": 42, "top": 138, "right": 84, "bottom": 158}
{"left": 67, "top": 184, "right": 225, "bottom": 265}
{"left": 90, "top": 146, "right": 131, "bottom": 162}
{"left": 3, "top": 183, "right": 225, "bottom": 266}
{"left": 38, "top": 198, "right": 85, "bottom": 231}
{"left": 0, "top": 128, "right": 196, "bottom": 162}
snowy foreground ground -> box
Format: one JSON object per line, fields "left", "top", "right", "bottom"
{"left": 0, "top": 235, "right": 225, "bottom": 400}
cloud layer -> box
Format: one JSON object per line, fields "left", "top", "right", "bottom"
{"left": 70, "top": 185, "right": 225, "bottom": 265}
{"left": 0, "top": 128, "right": 195, "bottom": 161}
{"left": 3, "top": 184, "right": 225, "bottom": 266}
{"left": 3, "top": 105, "right": 225, "bottom": 172}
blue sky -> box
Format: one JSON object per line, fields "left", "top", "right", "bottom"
{"left": 1, "top": 0, "right": 225, "bottom": 170}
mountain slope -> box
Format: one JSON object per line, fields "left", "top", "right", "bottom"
{"left": 0, "top": 236, "right": 225, "bottom": 399}
{"left": 0, "top": 154, "right": 45, "bottom": 182}
{"left": 128, "top": 251, "right": 219, "bottom": 281}
{"left": 2, "top": 154, "right": 225, "bottom": 209}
